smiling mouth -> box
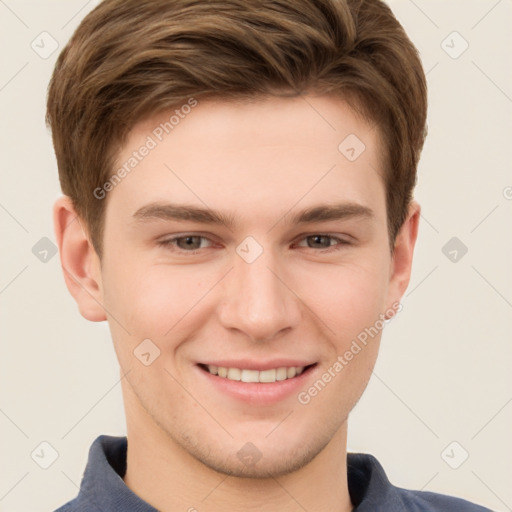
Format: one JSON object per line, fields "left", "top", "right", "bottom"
{"left": 198, "top": 363, "right": 317, "bottom": 383}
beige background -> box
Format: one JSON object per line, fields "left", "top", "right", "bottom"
{"left": 1, "top": 0, "right": 511, "bottom": 511}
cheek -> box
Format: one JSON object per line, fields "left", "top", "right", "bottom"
{"left": 292, "top": 257, "right": 390, "bottom": 338}
{"left": 101, "top": 266, "right": 193, "bottom": 379}
{"left": 100, "top": 263, "right": 214, "bottom": 422}
{"left": 101, "top": 259, "right": 218, "bottom": 349}
{"left": 300, "top": 265, "right": 387, "bottom": 411}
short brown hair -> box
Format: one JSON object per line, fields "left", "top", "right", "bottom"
{"left": 46, "top": 0, "right": 427, "bottom": 258}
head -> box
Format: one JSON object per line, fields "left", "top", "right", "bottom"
{"left": 48, "top": 0, "right": 427, "bottom": 478}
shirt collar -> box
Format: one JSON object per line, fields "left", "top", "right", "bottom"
{"left": 78, "top": 435, "right": 157, "bottom": 511}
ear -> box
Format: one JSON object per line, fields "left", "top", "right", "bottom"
{"left": 386, "top": 201, "right": 421, "bottom": 308}
{"left": 53, "top": 196, "right": 107, "bottom": 322}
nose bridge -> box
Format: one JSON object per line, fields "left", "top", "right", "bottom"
{"left": 218, "top": 238, "right": 300, "bottom": 341}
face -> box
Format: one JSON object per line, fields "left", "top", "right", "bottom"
{"left": 93, "top": 95, "right": 410, "bottom": 477}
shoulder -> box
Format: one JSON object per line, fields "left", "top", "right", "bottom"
{"left": 395, "top": 487, "right": 495, "bottom": 511}
{"left": 53, "top": 503, "right": 74, "bottom": 512}
{"left": 53, "top": 498, "right": 105, "bottom": 512}
{"left": 347, "top": 453, "right": 494, "bottom": 511}
{"left": 52, "top": 500, "right": 85, "bottom": 512}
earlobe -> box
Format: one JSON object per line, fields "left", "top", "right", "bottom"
{"left": 53, "top": 196, "right": 107, "bottom": 322}
{"left": 387, "top": 201, "right": 421, "bottom": 307}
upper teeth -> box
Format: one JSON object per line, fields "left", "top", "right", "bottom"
{"left": 207, "top": 365, "right": 305, "bottom": 383}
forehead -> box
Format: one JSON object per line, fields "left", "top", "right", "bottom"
{"left": 107, "top": 95, "right": 386, "bottom": 226}
{"left": 132, "top": 94, "right": 381, "bottom": 156}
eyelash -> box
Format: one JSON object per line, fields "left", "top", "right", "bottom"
{"left": 157, "top": 234, "right": 351, "bottom": 254}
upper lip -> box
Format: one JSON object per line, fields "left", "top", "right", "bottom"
{"left": 198, "top": 360, "right": 317, "bottom": 371}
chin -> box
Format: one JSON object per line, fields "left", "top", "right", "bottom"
{"left": 174, "top": 422, "right": 337, "bottom": 480}
{"left": 195, "top": 444, "right": 321, "bottom": 479}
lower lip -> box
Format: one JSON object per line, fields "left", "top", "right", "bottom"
{"left": 196, "top": 364, "right": 317, "bottom": 405}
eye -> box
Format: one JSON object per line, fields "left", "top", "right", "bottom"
{"left": 295, "top": 234, "right": 350, "bottom": 252}
{"left": 158, "top": 235, "right": 213, "bottom": 252}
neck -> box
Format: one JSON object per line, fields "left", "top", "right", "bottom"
{"left": 122, "top": 386, "right": 353, "bottom": 512}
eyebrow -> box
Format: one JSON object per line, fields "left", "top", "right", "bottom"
{"left": 132, "top": 201, "right": 374, "bottom": 229}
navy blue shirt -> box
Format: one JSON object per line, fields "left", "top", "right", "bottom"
{"left": 55, "top": 435, "right": 494, "bottom": 511}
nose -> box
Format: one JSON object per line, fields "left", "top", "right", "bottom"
{"left": 217, "top": 243, "right": 302, "bottom": 342}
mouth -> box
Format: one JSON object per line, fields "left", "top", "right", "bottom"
{"left": 195, "top": 359, "right": 319, "bottom": 404}
{"left": 197, "top": 362, "right": 317, "bottom": 383}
